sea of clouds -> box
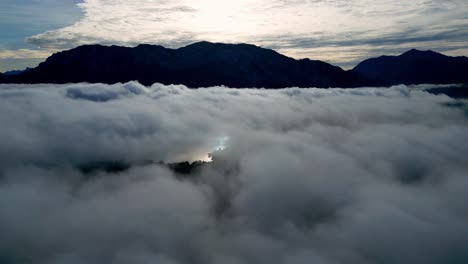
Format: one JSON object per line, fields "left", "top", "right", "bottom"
{"left": 0, "top": 82, "right": 467, "bottom": 264}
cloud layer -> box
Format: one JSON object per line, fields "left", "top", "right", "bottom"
{"left": 0, "top": 82, "right": 468, "bottom": 264}
{"left": 24, "top": 0, "right": 468, "bottom": 68}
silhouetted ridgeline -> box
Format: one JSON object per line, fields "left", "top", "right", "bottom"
{"left": 1, "top": 43, "right": 467, "bottom": 88}
{"left": 1, "top": 42, "right": 377, "bottom": 88}
{"left": 353, "top": 49, "right": 468, "bottom": 85}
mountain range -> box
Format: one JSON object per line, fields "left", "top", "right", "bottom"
{"left": 0, "top": 42, "right": 375, "bottom": 88}
{"left": 1, "top": 42, "right": 467, "bottom": 88}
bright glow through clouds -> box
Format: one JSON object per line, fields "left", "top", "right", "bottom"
{"left": 1, "top": 0, "right": 467, "bottom": 71}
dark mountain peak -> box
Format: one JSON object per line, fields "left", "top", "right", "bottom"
{"left": 353, "top": 49, "right": 468, "bottom": 85}
{"left": 401, "top": 49, "right": 446, "bottom": 59}
{"left": 136, "top": 43, "right": 155, "bottom": 48}
{"left": 182, "top": 41, "right": 257, "bottom": 49}
{"left": 135, "top": 43, "right": 167, "bottom": 50}
{"left": 179, "top": 41, "right": 278, "bottom": 56}
{"left": 178, "top": 41, "right": 276, "bottom": 57}
{"left": 72, "top": 44, "right": 110, "bottom": 51}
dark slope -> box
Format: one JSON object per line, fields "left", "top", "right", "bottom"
{"left": 353, "top": 49, "right": 468, "bottom": 85}
{"left": 3, "top": 42, "right": 377, "bottom": 88}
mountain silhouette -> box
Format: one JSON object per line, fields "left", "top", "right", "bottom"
{"left": 1, "top": 42, "right": 378, "bottom": 88}
{"left": 353, "top": 49, "right": 468, "bottom": 85}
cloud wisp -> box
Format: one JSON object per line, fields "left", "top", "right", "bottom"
{"left": 0, "top": 82, "right": 468, "bottom": 263}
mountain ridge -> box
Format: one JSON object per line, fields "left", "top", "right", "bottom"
{"left": 0, "top": 42, "right": 379, "bottom": 88}
{"left": 1, "top": 44, "right": 467, "bottom": 87}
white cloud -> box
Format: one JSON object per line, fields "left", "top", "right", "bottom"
{"left": 0, "top": 48, "right": 53, "bottom": 59}
{"left": 24, "top": 0, "right": 468, "bottom": 67}
{"left": 0, "top": 82, "right": 468, "bottom": 263}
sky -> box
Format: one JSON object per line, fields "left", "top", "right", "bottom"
{"left": 1, "top": 0, "right": 468, "bottom": 71}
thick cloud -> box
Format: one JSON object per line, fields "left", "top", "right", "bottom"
{"left": 0, "top": 82, "right": 467, "bottom": 264}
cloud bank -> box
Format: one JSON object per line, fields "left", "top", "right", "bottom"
{"left": 0, "top": 82, "right": 468, "bottom": 264}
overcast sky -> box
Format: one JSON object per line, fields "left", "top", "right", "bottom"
{"left": 1, "top": 0, "right": 468, "bottom": 71}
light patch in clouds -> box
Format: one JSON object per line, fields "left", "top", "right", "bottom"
{"left": 0, "top": 82, "right": 468, "bottom": 263}
{"left": 21, "top": 0, "right": 468, "bottom": 68}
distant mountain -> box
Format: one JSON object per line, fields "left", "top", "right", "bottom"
{"left": 1, "top": 42, "right": 378, "bottom": 88}
{"left": 3, "top": 67, "right": 32, "bottom": 76}
{"left": 353, "top": 49, "right": 468, "bottom": 85}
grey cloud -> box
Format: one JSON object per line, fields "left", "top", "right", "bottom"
{"left": 255, "top": 25, "right": 468, "bottom": 67}
{"left": 0, "top": 82, "right": 468, "bottom": 264}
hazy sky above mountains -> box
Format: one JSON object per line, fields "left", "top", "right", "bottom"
{"left": 1, "top": 0, "right": 468, "bottom": 71}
